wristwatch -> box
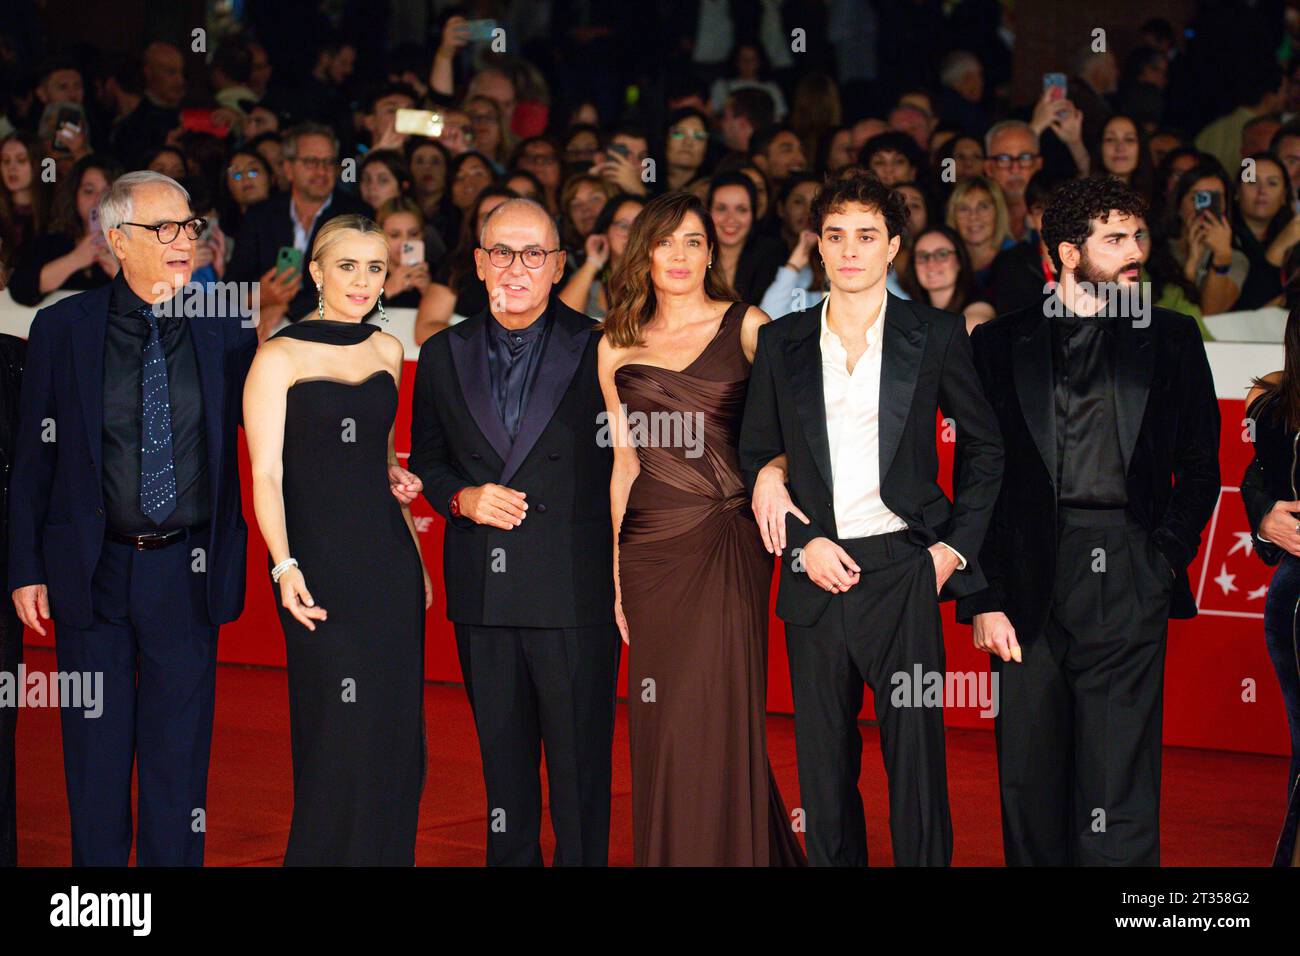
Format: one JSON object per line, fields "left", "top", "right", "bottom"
{"left": 449, "top": 488, "right": 465, "bottom": 518}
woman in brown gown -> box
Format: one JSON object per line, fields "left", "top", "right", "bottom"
{"left": 598, "top": 191, "right": 806, "bottom": 866}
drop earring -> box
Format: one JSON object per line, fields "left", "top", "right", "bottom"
{"left": 377, "top": 288, "right": 387, "bottom": 322}
{"left": 316, "top": 285, "right": 325, "bottom": 320}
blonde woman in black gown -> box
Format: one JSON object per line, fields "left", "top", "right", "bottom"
{"left": 244, "top": 215, "right": 430, "bottom": 865}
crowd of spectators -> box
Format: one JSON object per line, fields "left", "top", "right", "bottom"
{"left": 0, "top": 1, "right": 1297, "bottom": 342}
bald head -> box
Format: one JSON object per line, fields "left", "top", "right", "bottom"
{"left": 479, "top": 197, "right": 559, "bottom": 250}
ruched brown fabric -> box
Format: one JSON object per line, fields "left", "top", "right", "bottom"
{"left": 616, "top": 301, "right": 806, "bottom": 866}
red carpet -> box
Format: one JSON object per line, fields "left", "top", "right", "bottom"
{"left": 13, "top": 647, "right": 1287, "bottom": 866}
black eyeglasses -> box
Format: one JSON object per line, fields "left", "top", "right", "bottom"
{"left": 120, "top": 217, "right": 208, "bottom": 243}
{"left": 482, "top": 245, "right": 561, "bottom": 269}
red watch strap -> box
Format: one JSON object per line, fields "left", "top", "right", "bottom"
{"left": 450, "top": 487, "right": 465, "bottom": 517}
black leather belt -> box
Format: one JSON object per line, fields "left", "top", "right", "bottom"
{"left": 106, "top": 523, "right": 208, "bottom": 550}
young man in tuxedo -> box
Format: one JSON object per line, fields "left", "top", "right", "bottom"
{"left": 739, "top": 173, "right": 1004, "bottom": 866}
{"left": 408, "top": 198, "right": 619, "bottom": 866}
{"left": 958, "top": 176, "right": 1220, "bottom": 865}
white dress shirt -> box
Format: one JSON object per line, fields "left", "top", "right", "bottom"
{"left": 290, "top": 193, "right": 333, "bottom": 254}
{"left": 820, "top": 295, "right": 966, "bottom": 566}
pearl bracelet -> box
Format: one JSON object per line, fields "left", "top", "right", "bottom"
{"left": 271, "top": 558, "right": 299, "bottom": 583}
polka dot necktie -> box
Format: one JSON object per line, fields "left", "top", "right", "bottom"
{"left": 135, "top": 305, "right": 177, "bottom": 524}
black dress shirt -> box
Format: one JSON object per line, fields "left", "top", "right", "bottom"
{"left": 1051, "top": 309, "right": 1127, "bottom": 508}
{"left": 102, "top": 273, "right": 210, "bottom": 533}
{"left": 486, "top": 305, "right": 552, "bottom": 443}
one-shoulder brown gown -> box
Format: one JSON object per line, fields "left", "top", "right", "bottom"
{"left": 615, "top": 301, "right": 807, "bottom": 866}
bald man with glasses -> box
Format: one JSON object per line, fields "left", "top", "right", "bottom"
{"left": 409, "top": 198, "right": 620, "bottom": 866}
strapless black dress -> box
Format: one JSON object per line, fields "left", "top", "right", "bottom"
{"left": 269, "top": 319, "right": 425, "bottom": 865}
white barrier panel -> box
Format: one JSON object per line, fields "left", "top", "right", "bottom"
{"left": 1204, "top": 306, "right": 1287, "bottom": 343}
{"left": 0, "top": 287, "right": 1287, "bottom": 397}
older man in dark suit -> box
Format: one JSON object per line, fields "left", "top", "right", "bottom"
{"left": 409, "top": 197, "right": 619, "bottom": 867}
{"left": 8, "top": 172, "right": 257, "bottom": 865}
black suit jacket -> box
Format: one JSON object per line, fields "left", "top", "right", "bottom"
{"left": 738, "top": 294, "right": 1004, "bottom": 627}
{"left": 7, "top": 285, "right": 257, "bottom": 627}
{"left": 408, "top": 298, "right": 615, "bottom": 628}
{"left": 956, "top": 301, "right": 1222, "bottom": 638}
{"left": 227, "top": 188, "right": 371, "bottom": 321}
{"left": 734, "top": 233, "right": 787, "bottom": 306}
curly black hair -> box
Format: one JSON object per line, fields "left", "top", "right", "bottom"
{"left": 1040, "top": 175, "right": 1148, "bottom": 273}
{"left": 809, "top": 171, "right": 909, "bottom": 241}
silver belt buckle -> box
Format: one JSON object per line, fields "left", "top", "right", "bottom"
{"left": 134, "top": 531, "right": 172, "bottom": 550}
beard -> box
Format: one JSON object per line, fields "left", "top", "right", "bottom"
{"left": 1075, "top": 244, "right": 1136, "bottom": 288}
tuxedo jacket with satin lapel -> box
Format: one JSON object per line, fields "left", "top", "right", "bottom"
{"left": 408, "top": 297, "right": 614, "bottom": 629}
{"left": 955, "top": 299, "right": 1221, "bottom": 638}
{"left": 738, "top": 293, "right": 1005, "bottom": 627}
{"left": 6, "top": 284, "right": 258, "bottom": 627}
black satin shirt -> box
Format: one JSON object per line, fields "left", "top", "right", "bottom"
{"left": 486, "top": 305, "right": 552, "bottom": 443}
{"left": 1051, "top": 310, "right": 1127, "bottom": 508}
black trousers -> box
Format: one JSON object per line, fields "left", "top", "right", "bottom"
{"left": 785, "top": 531, "right": 952, "bottom": 866}
{"left": 995, "top": 507, "right": 1172, "bottom": 866}
{"left": 0, "top": 599, "right": 18, "bottom": 867}
{"left": 454, "top": 623, "right": 621, "bottom": 866}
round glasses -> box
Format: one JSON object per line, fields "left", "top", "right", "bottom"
{"left": 120, "top": 217, "right": 208, "bottom": 243}
{"left": 915, "top": 248, "right": 955, "bottom": 265}
{"left": 228, "top": 168, "right": 260, "bottom": 181}
{"left": 482, "top": 245, "right": 560, "bottom": 269}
